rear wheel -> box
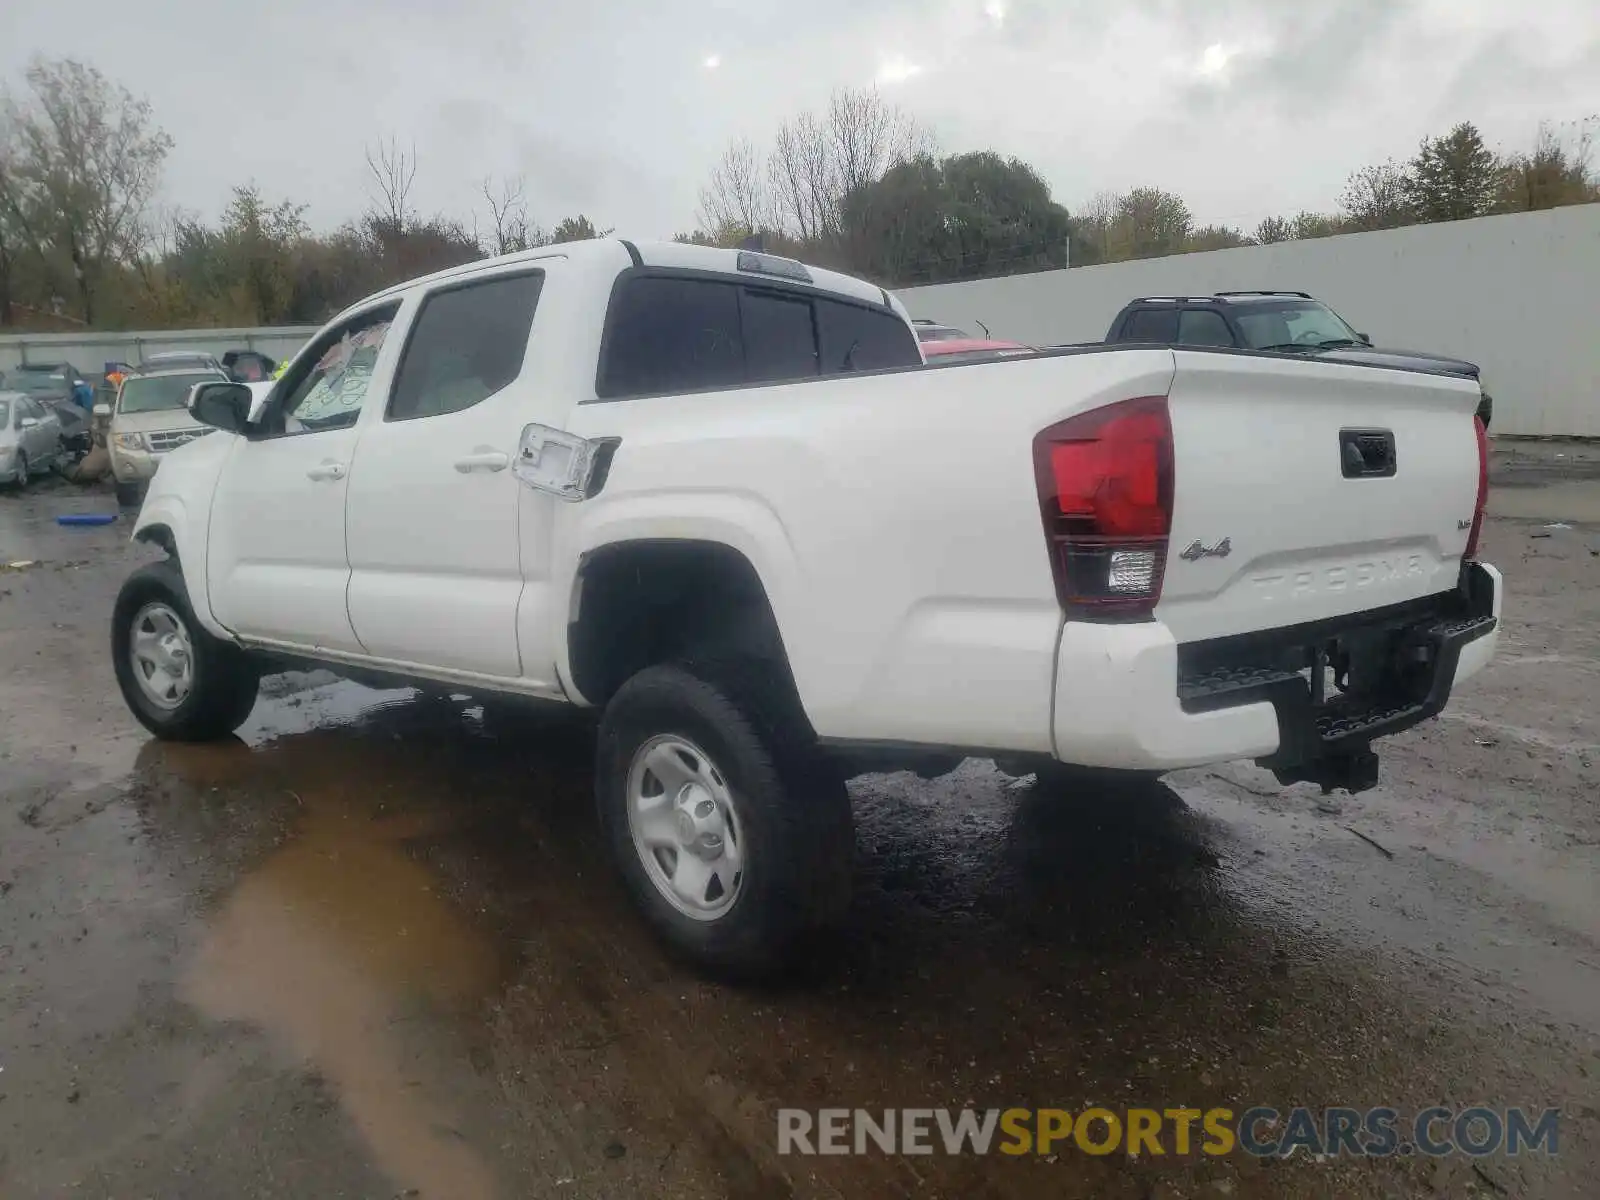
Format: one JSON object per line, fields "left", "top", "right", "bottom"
{"left": 112, "top": 559, "right": 260, "bottom": 741}
{"left": 596, "top": 662, "right": 853, "bottom": 978}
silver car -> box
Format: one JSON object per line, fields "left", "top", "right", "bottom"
{"left": 0, "top": 392, "right": 64, "bottom": 488}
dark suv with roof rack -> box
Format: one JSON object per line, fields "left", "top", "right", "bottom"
{"left": 1105, "top": 291, "right": 1493, "bottom": 429}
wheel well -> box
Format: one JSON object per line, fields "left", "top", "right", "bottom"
{"left": 568, "top": 540, "right": 799, "bottom": 711}
{"left": 134, "top": 524, "right": 178, "bottom": 559}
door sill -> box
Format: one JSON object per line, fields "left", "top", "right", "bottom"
{"left": 238, "top": 637, "right": 571, "bottom": 703}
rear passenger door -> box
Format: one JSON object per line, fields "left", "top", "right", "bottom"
{"left": 344, "top": 268, "right": 546, "bottom": 681}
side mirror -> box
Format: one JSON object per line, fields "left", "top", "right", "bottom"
{"left": 188, "top": 382, "right": 254, "bottom": 434}
{"left": 18, "top": 417, "right": 39, "bottom": 430}
{"left": 244, "top": 380, "right": 276, "bottom": 424}
{"left": 93, "top": 403, "right": 112, "bottom": 418}
{"left": 1357, "top": 332, "right": 1372, "bottom": 345}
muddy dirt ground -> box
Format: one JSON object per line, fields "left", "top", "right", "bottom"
{"left": 1, "top": 453, "right": 1597, "bottom": 1199}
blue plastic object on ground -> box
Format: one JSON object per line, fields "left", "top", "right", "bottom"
{"left": 56, "top": 513, "right": 118, "bottom": 526}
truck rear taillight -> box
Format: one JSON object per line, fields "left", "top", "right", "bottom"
{"left": 1464, "top": 414, "right": 1489, "bottom": 560}
{"left": 1033, "top": 396, "right": 1173, "bottom": 621}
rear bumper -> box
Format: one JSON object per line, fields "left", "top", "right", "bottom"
{"left": 1052, "top": 562, "right": 1501, "bottom": 775}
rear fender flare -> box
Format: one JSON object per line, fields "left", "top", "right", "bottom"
{"left": 556, "top": 493, "right": 805, "bottom": 706}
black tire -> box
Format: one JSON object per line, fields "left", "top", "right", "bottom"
{"left": 11, "top": 452, "right": 27, "bottom": 490}
{"left": 112, "top": 558, "right": 260, "bottom": 741}
{"left": 596, "top": 661, "right": 853, "bottom": 979}
{"left": 115, "top": 480, "right": 144, "bottom": 508}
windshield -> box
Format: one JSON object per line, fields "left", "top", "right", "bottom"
{"left": 1233, "top": 301, "right": 1361, "bottom": 350}
{"left": 15, "top": 368, "right": 68, "bottom": 396}
{"left": 118, "top": 371, "right": 223, "bottom": 414}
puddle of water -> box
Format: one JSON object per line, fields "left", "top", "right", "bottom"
{"left": 182, "top": 751, "right": 509, "bottom": 1200}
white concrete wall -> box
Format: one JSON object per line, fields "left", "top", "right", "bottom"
{"left": 898, "top": 204, "right": 1600, "bottom": 437}
{"left": 0, "top": 326, "right": 318, "bottom": 384}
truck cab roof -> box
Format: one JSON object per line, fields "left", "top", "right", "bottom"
{"left": 355, "top": 238, "right": 900, "bottom": 321}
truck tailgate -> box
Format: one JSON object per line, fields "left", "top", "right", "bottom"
{"left": 1159, "top": 351, "right": 1482, "bottom": 644}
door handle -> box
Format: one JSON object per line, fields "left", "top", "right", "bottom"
{"left": 306, "top": 460, "right": 347, "bottom": 481}
{"left": 453, "top": 450, "right": 510, "bottom": 473}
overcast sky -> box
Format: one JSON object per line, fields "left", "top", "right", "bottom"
{"left": 5, "top": 0, "right": 1598, "bottom": 240}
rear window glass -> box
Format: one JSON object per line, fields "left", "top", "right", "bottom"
{"left": 598, "top": 274, "right": 922, "bottom": 399}
{"left": 742, "top": 290, "right": 818, "bottom": 383}
{"left": 817, "top": 299, "right": 921, "bottom": 372}
{"left": 599, "top": 277, "right": 745, "bottom": 397}
{"left": 1118, "top": 309, "right": 1179, "bottom": 342}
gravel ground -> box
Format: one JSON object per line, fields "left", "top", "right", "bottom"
{"left": 0, "top": 461, "right": 1596, "bottom": 1199}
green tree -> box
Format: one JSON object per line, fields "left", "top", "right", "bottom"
{"left": 550, "top": 214, "right": 613, "bottom": 243}
{"left": 1492, "top": 120, "right": 1598, "bottom": 213}
{"left": 1339, "top": 161, "right": 1412, "bottom": 231}
{"left": 222, "top": 185, "right": 308, "bottom": 323}
{"left": 0, "top": 57, "right": 172, "bottom": 324}
{"left": 1109, "top": 187, "right": 1192, "bottom": 259}
{"left": 1253, "top": 215, "right": 1292, "bottom": 244}
{"left": 1186, "top": 224, "right": 1251, "bottom": 252}
{"left": 1404, "top": 122, "right": 1497, "bottom": 222}
{"left": 839, "top": 150, "right": 1071, "bottom": 284}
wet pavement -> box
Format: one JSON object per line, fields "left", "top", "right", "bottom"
{"left": 2, "top": 468, "right": 1598, "bottom": 1199}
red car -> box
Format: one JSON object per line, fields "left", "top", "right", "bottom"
{"left": 920, "top": 337, "right": 1033, "bottom": 364}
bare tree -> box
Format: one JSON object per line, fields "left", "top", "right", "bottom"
{"left": 761, "top": 87, "right": 926, "bottom": 248}
{"left": 827, "top": 87, "right": 927, "bottom": 204}
{"left": 0, "top": 57, "right": 172, "bottom": 324}
{"left": 697, "top": 138, "right": 770, "bottom": 240}
{"left": 768, "top": 111, "right": 835, "bottom": 242}
{"left": 365, "top": 136, "right": 417, "bottom": 233}
{"left": 482, "top": 174, "right": 534, "bottom": 254}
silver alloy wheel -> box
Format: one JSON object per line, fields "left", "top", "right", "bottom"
{"left": 128, "top": 601, "right": 195, "bottom": 710}
{"left": 626, "top": 734, "right": 745, "bottom": 921}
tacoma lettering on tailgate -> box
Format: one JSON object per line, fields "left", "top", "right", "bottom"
{"left": 1250, "top": 554, "right": 1425, "bottom": 603}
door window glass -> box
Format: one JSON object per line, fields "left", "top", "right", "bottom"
{"left": 1119, "top": 309, "right": 1179, "bottom": 342}
{"left": 1176, "top": 309, "right": 1235, "bottom": 347}
{"left": 388, "top": 272, "right": 543, "bottom": 421}
{"left": 269, "top": 305, "right": 399, "bottom": 436}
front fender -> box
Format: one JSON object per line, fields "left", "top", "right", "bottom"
{"left": 552, "top": 490, "right": 804, "bottom": 705}
{"left": 129, "top": 436, "right": 235, "bottom": 641}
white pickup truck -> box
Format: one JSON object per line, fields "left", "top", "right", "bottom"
{"left": 111, "top": 239, "right": 1500, "bottom": 974}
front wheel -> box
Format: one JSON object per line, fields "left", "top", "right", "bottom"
{"left": 10, "top": 452, "right": 27, "bottom": 490}
{"left": 112, "top": 559, "right": 260, "bottom": 741}
{"left": 115, "top": 480, "right": 144, "bottom": 508}
{"left": 596, "top": 663, "right": 853, "bottom": 978}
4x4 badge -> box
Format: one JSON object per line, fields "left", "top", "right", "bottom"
{"left": 1179, "top": 537, "right": 1232, "bottom": 562}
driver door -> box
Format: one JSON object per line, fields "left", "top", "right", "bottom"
{"left": 206, "top": 301, "right": 405, "bottom": 652}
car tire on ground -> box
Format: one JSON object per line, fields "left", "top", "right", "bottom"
{"left": 112, "top": 558, "right": 260, "bottom": 741}
{"left": 11, "top": 452, "right": 27, "bottom": 490}
{"left": 115, "top": 480, "right": 144, "bottom": 508}
{"left": 596, "top": 661, "right": 853, "bottom": 979}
